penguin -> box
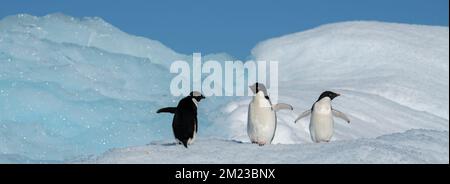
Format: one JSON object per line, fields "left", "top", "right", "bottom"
{"left": 295, "top": 91, "right": 350, "bottom": 143}
{"left": 157, "top": 91, "right": 205, "bottom": 148}
{"left": 247, "top": 83, "right": 293, "bottom": 146}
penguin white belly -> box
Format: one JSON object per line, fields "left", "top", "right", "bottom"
{"left": 188, "top": 124, "right": 197, "bottom": 145}
{"left": 247, "top": 100, "right": 276, "bottom": 145}
{"left": 310, "top": 108, "right": 334, "bottom": 143}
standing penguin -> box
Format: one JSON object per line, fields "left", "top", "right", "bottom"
{"left": 295, "top": 91, "right": 350, "bottom": 143}
{"left": 157, "top": 91, "right": 205, "bottom": 148}
{"left": 248, "top": 83, "right": 293, "bottom": 146}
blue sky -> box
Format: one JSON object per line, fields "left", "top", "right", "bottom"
{"left": 0, "top": 0, "right": 448, "bottom": 59}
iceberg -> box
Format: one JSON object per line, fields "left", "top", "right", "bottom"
{"left": 0, "top": 14, "right": 448, "bottom": 163}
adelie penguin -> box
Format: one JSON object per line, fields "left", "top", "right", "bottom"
{"left": 295, "top": 91, "right": 350, "bottom": 143}
{"left": 248, "top": 83, "right": 293, "bottom": 146}
{"left": 157, "top": 91, "right": 205, "bottom": 148}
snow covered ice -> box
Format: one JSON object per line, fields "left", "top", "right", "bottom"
{"left": 0, "top": 14, "right": 448, "bottom": 163}
{"left": 86, "top": 129, "right": 449, "bottom": 164}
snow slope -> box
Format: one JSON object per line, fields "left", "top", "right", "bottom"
{"left": 0, "top": 14, "right": 448, "bottom": 163}
{"left": 215, "top": 21, "right": 449, "bottom": 145}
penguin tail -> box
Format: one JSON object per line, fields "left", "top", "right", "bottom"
{"left": 157, "top": 107, "right": 177, "bottom": 114}
{"left": 181, "top": 140, "right": 189, "bottom": 148}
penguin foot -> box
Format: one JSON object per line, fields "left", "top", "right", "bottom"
{"left": 316, "top": 140, "right": 330, "bottom": 143}
{"left": 251, "top": 141, "right": 267, "bottom": 146}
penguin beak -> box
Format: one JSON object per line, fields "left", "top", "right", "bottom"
{"left": 336, "top": 93, "right": 341, "bottom": 96}
{"left": 249, "top": 84, "right": 257, "bottom": 94}
{"left": 201, "top": 95, "right": 205, "bottom": 99}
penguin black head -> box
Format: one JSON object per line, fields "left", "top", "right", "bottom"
{"left": 317, "top": 91, "right": 340, "bottom": 101}
{"left": 249, "top": 83, "right": 270, "bottom": 100}
{"left": 249, "top": 82, "right": 263, "bottom": 94}
{"left": 189, "top": 91, "right": 206, "bottom": 102}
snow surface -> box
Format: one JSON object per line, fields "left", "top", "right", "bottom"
{"left": 85, "top": 129, "right": 449, "bottom": 164}
{"left": 0, "top": 14, "right": 448, "bottom": 163}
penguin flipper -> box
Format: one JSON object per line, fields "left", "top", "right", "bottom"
{"left": 157, "top": 107, "right": 177, "bottom": 114}
{"left": 295, "top": 110, "right": 311, "bottom": 123}
{"left": 332, "top": 109, "right": 350, "bottom": 123}
{"left": 273, "top": 103, "right": 293, "bottom": 111}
